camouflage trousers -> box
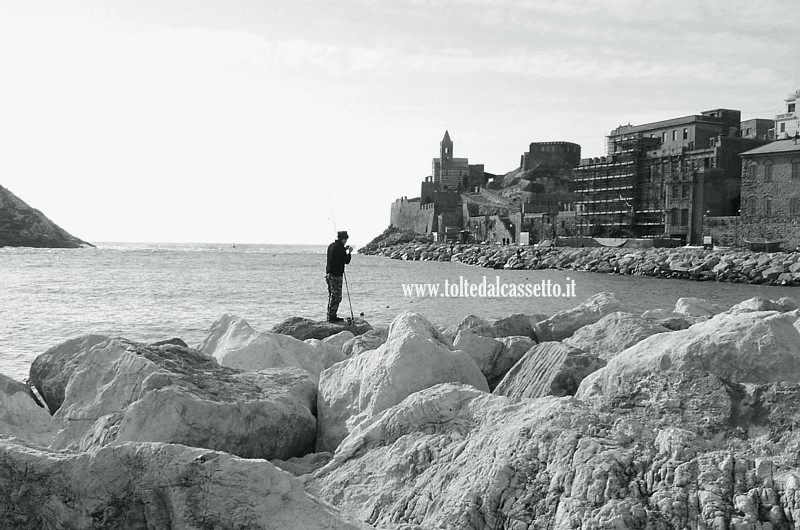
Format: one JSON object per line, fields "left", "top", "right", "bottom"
{"left": 326, "top": 273, "right": 343, "bottom": 320}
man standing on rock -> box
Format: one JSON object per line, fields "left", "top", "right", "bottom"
{"left": 326, "top": 231, "right": 352, "bottom": 323}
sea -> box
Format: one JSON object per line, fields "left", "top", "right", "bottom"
{"left": 0, "top": 242, "right": 794, "bottom": 382}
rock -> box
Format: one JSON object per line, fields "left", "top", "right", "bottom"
{"left": 49, "top": 338, "right": 317, "bottom": 460}
{"left": 0, "top": 440, "right": 367, "bottom": 529}
{"left": 271, "top": 316, "right": 372, "bottom": 341}
{"left": 453, "top": 329, "right": 535, "bottom": 390}
{"left": 149, "top": 337, "right": 189, "bottom": 348}
{"left": 491, "top": 313, "right": 546, "bottom": 339}
{"left": 442, "top": 314, "right": 496, "bottom": 340}
{"left": 199, "top": 314, "right": 343, "bottom": 380}
{"left": 578, "top": 309, "right": 800, "bottom": 402}
{"left": 493, "top": 342, "right": 606, "bottom": 398}
{"left": 762, "top": 266, "right": 786, "bottom": 282}
{"left": 29, "top": 334, "right": 111, "bottom": 413}
{"left": 342, "top": 327, "right": 389, "bottom": 357}
{"left": 0, "top": 373, "right": 55, "bottom": 445}
{"left": 727, "top": 297, "right": 786, "bottom": 314}
{"left": 272, "top": 452, "right": 334, "bottom": 477}
{"left": 320, "top": 330, "right": 355, "bottom": 351}
{"left": 0, "top": 185, "right": 93, "bottom": 248}
{"left": 674, "top": 297, "right": 726, "bottom": 318}
{"left": 309, "top": 377, "right": 800, "bottom": 530}
{"left": 564, "top": 312, "right": 669, "bottom": 360}
{"left": 316, "top": 312, "right": 488, "bottom": 453}
{"left": 641, "top": 308, "right": 695, "bottom": 330}
{"left": 778, "top": 297, "right": 800, "bottom": 312}
{"left": 534, "top": 292, "right": 624, "bottom": 342}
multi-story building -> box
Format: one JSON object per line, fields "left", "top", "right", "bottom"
{"left": 740, "top": 118, "right": 774, "bottom": 140}
{"left": 576, "top": 109, "right": 768, "bottom": 243}
{"left": 775, "top": 89, "right": 800, "bottom": 140}
{"left": 574, "top": 136, "right": 660, "bottom": 237}
{"left": 738, "top": 139, "right": 800, "bottom": 247}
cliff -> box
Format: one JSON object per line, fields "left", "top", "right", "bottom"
{"left": 0, "top": 185, "right": 92, "bottom": 248}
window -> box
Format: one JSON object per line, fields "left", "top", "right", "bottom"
{"left": 670, "top": 208, "right": 679, "bottom": 226}
{"left": 672, "top": 185, "right": 679, "bottom": 199}
{"left": 661, "top": 132, "right": 667, "bottom": 142}
{"left": 791, "top": 197, "right": 800, "bottom": 215}
{"left": 790, "top": 103, "right": 796, "bottom": 113}
{"left": 793, "top": 158, "right": 800, "bottom": 180}
{"left": 747, "top": 197, "right": 756, "bottom": 215}
{"left": 781, "top": 123, "right": 786, "bottom": 133}
{"left": 683, "top": 128, "right": 688, "bottom": 140}
{"left": 765, "top": 160, "right": 773, "bottom": 181}
{"left": 765, "top": 197, "right": 772, "bottom": 216}
{"left": 680, "top": 209, "right": 689, "bottom": 226}
{"left": 682, "top": 184, "right": 690, "bottom": 198}
{"left": 672, "top": 130, "right": 677, "bottom": 141}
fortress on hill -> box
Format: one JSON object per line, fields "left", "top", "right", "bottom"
{"left": 390, "top": 131, "right": 581, "bottom": 244}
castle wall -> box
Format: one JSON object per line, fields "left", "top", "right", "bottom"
{"left": 390, "top": 198, "right": 435, "bottom": 234}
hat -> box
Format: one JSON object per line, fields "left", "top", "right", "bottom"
{"left": 337, "top": 230, "right": 349, "bottom": 240}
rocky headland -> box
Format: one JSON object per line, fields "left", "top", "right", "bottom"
{"left": 359, "top": 228, "right": 800, "bottom": 287}
{"left": 6, "top": 297, "right": 800, "bottom": 528}
{"left": 0, "top": 185, "right": 92, "bottom": 248}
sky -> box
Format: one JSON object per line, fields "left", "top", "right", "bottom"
{"left": 0, "top": 0, "right": 797, "bottom": 246}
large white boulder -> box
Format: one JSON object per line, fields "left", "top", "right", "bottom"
{"left": 47, "top": 338, "right": 317, "bottom": 460}
{"left": 319, "top": 330, "right": 355, "bottom": 351}
{"left": 199, "top": 314, "right": 344, "bottom": 380}
{"left": 29, "top": 334, "right": 111, "bottom": 412}
{"left": 453, "top": 329, "right": 535, "bottom": 390}
{"left": 0, "top": 373, "right": 55, "bottom": 446}
{"left": 533, "top": 292, "right": 624, "bottom": 342}
{"left": 564, "top": 311, "right": 669, "bottom": 360}
{"left": 316, "top": 312, "right": 488, "bottom": 453}
{"left": 673, "top": 297, "right": 726, "bottom": 318}
{"left": 342, "top": 327, "right": 389, "bottom": 357}
{"left": 0, "top": 439, "right": 368, "bottom": 529}
{"left": 578, "top": 309, "right": 800, "bottom": 401}
{"left": 493, "top": 342, "right": 605, "bottom": 399}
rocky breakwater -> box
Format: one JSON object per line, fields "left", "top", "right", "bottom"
{"left": 304, "top": 293, "right": 800, "bottom": 529}
{"left": 362, "top": 240, "right": 800, "bottom": 286}
{"left": 12, "top": 296, "right": 800, "bottom": 528}
{"left": 2, "top": 318, "right": 376, "bottom": 529}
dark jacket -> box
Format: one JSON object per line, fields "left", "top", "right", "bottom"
{"left": 326, "top": 240, "right": 351, "bottom": 276}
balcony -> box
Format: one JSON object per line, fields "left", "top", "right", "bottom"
{"left": 776, "top": 112, "right": 796, "bottom": 120}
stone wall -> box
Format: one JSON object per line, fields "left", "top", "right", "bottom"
{"left": 390, "top": 198, "right": 435, "bottom": 234}
{"left": 704, "top": 215, "right": 800, "bottom": 250}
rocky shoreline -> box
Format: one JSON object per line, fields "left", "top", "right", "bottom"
{"left": 5, "top": 296, "right": 800, "bottom": 528}
{"left": 361, "top": 239, "right": 800, "bottom": 286}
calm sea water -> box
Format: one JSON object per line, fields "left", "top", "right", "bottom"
{"left": 0, "top": 242, "right": 794, "bottom": 382}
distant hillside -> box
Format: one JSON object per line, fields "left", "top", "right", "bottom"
{"left": 0, "top": 185, "right": 92, "bottom": 248}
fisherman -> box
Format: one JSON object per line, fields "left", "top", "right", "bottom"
{"left": 326, "top": 230, "right": 352, "bottom": 323}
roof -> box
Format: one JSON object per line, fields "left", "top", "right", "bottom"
{"left": 741, "top": 139, "right": 800, "bottom": 157}
{"left": 442, "top": 130, "right": 451, "bottom": 143}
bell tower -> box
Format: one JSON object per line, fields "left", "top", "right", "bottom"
{"left": 440, "top": 130, "right": 453, "bottom": 169}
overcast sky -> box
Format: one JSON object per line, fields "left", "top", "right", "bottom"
{"left": 0, "top": 0, "right": 797, "bottom": 246}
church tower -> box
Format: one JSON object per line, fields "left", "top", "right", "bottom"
{"left": 440, "top": 130, "right": 453, "bottom": 169}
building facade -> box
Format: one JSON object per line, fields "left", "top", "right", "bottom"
{"left": 775, "top": 89, "right": 800, "bottom": 140}
{"left": 575, "top": 109, "right": 767, "bottom": 243}
{"left": 738, "top": 139, "right": 800, "bottom": 247}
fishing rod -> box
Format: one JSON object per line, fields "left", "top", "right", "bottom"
{"left": 328, "top": 196, "right": 356, "bottom": 324}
